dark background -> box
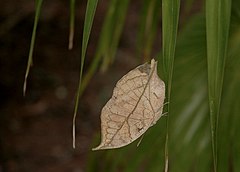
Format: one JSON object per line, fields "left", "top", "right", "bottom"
{"left": 0, "top": 0, "right": 202, "bottom": 171}
{"left": 0, "top": 0, "right": 142, "bottom": 171}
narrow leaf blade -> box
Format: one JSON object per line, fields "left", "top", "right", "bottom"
{"left": 68, "top": 0, "right": 75, "bottom": 50}
{"left": 137, "top": 0, "right": 161, "bottom": 61}
{"left": 73, "top": 0, "right": 99, "bottom": 148}
{"left": 23, "top": 0, "right": 43, "bottom": 96}
{"left": 79, "top": 0, "right": 129, "bottom": 96}
{"left": 100, "top": 0, "right": 129, "bottom": 72}
{"left": 205, "top": 0, "right": 231, "bottom": 171}
{"left": 161, "top": 0, "right": 180, "bottom": 171}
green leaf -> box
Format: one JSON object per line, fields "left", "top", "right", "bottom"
{"left": 73, "top": 0, "right": 99, "bottom": 148}
{"left": 136, "top": 0, "right": 161, "bottom": 61}
{"left": 68, "top": 0, "right": 75, "bottom": 50}
{"left": 161, "top": 0, "right": 180, "bottom": 171}
{"left": 205, "top": 0, "right": 231, "bottom": 171}
{"left": 100, "top": 0, "right": 129, "bottom": 72}
{"left": 79, "top": 0, "right": 129, "bottom": 97}
{"left": 217, "top": 12, "right": 240, "bottom": 171}
{"left": 23, "top": 0, "right": 43, "bottom": 96}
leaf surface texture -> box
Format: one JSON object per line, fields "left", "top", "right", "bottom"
{"left": 93, "top": 59, "right": 165, "bottom": 150}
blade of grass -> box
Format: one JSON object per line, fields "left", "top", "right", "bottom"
{"left": 161, "top": 0, "right": 180, "bottom": 171}
{"left": 137, "top": 0, "right": 151, "bottom": 59}
{"left": 218, "top": 15, "right": 240, "bottom": 171}
{"left": 73, "top": 0, "right": 99, "bottom": 148}
{"left": 100, "top": 0, "right": 129, "bottom": 72}
{"left": 142, "top": 0, "right": 161, "bottom": 61}
{"left": 77, "top": 0, "right": 119, "bottom": 97}
{"left": 68, "top": 0, "right": 75, "bottom": 50}
{"left": 136, "top": 0, "right": 161, "bottom": 61}
{"left": 23, "top": 0, "right": 43, "bottom": 96}
{"left": 205, "top": 0, "right": 231, "bottom": 171}
{"left": 228, "top": 18, "right": 240, "bottom": 171}
{"left": 78, "top": 0, "right": 129, "bottom": 97}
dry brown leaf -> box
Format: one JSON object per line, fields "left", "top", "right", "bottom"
{"left": 92, "top": 59, "right": 165, "bottom": 150}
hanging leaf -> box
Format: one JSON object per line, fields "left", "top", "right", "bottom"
{"left": 93, "top": 59, "right": 165, "bottom": 150}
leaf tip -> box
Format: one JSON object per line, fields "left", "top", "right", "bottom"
{"left": 72, "top": 120, "right": 76, "bottom": 149}
{"left": 92, "top": 143, "right": 104, "bottom": 151}
{"left": 23, "top": 76, "right": 28, "bottom": 96}
{"left": 68, "top": 38, "right": 73, "bottom": 50}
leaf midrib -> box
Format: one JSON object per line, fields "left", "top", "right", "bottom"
{"left": 109, "top": 62, "right": 157, "bottom": 144}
